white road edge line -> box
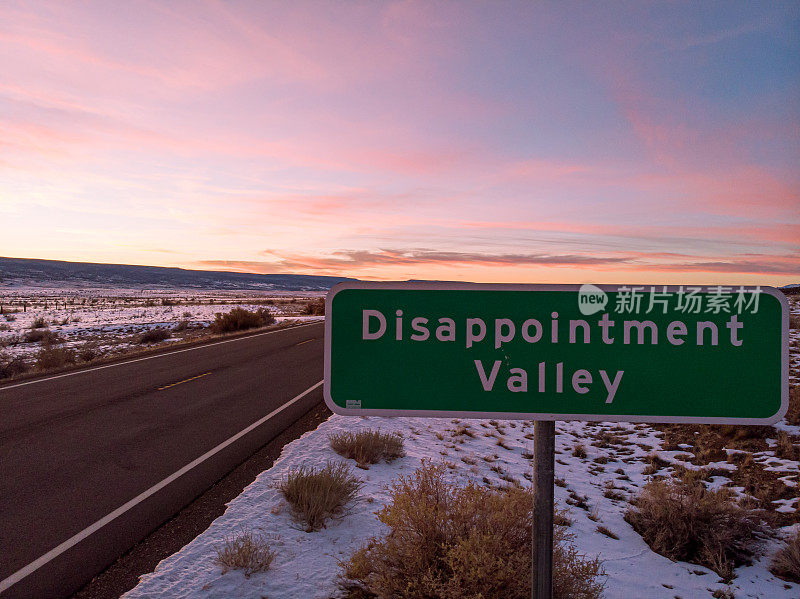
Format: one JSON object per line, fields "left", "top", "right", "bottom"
{"left": 0, "top": 321, "right": 322, "bottom": 392}
{"left": 0, "top": 379, "right": 324, "bottom": 594}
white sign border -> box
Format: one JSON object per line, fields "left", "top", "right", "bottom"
{"left": 324, "top": 281, "right": 789, "bottom": 425}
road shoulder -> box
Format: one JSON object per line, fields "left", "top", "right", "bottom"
{"left": 71, "top": 401, "right": 332, "bottom": 599}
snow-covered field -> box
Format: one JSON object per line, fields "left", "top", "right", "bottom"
{"left": 0, "top": 288, "right": 323, "bottom": 366}
{"left": 123, "top": 417, "right": 799, "bottom": 599}
{"left": 122, "top": 297, "right": 800, "bottom": 599}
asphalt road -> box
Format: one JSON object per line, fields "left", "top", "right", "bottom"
{"left": 0, "top": 321, "right": 325, "bottom": 599}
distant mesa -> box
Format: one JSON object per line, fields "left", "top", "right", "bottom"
{"left": 0, "top": 256, "right": 355, "bottom": 291}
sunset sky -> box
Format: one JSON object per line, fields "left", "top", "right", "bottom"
{"left": 1, "top": 1, "right": 798, "bottom": 285}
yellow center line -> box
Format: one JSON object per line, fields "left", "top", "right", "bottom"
{"left": 295, "top": 339, "right": 314, "bottom": 346}
{"left": 158, "top": 372, "right": 211, "bottom": 391}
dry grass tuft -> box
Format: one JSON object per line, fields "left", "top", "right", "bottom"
{"left": 596, "top": 526, "right": 619, "bottom": 540}
{"left": 303, "top": 298, "right": 325, "bottom": 315}
{"left": 78, "top": 344, "right": 100, "bottom": 362}
{"left": 603, "top": 488, "right": 626, "bottom": 501}
{"left": 770, "top": 530, "right": 800, "bottom": 583}
{"left": 625, "top": 478, "right": 762, "bottom": 579}
{"left": 775, "top": 431, "right": 797, "bottom": 460}
{"left": 215, "top": 529, "right": 275, "bottom": 577}
{"left": 340, "top": 461, "right": 605, "bottom": 599}
{"left": 786, "top": 385, "right": 800, "bottom": 427}
{"left": 211, "top": 307, "right": 276, "bottom": 333}
{"left": 24, "top": 329, "right": 63, "bottom": 344}
{"left": 35, "top": 344, "right": 76, "bottom": 370}
{"left": 329, "top": 429, "right": 404, "bottom": 468}
{"left": 278, "top": 461, "right": 362, "bottom": 531}
{"left": 139, "top": 327, "right": 171, "bottom": 344}
{"left": 0, "top": 353, "right": 29, "bottom": 379}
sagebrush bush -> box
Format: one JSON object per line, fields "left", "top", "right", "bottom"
{"left": 303, "top": 298, "right": 325, "bottom": 316}
{"left": 340, "top": 462, "right": 605, "bottom": 599}
{"left": 278, "top": 461, "right": 362, "bottom": 531}
{"left": 139, "top": 327, "right": 171, "bottom": 344}
{"left": 210, "top": 308, "right": 276, "bottom": 333}
{"left": 30, "top": 316, "right": 47, "bottom": 329}
{"left": 0, "top": 353, "right": 29, "bottom": 379}
{"left": 625, "top": 478, "right": 762, "bottom": 579}
{"left": 770, "top": 531, "right": 800, "bottom": 583}
{"left": 329, "top": 429, "right": 404, "bottom": 467}
{"left": 78, "top": 344, "right": 100, "bottom": 362}
{"left": 36, "top": 344, "right": 76, "bottom": 370}
{"left": 24, "top": 329, "right": 63, "bottom": 344}
{"left": 215, "top": 529, "right": 275, "bottom": 577}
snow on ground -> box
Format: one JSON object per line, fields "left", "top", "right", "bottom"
{"left": 123, "top": 415, "right": 799, "bottom": 599}
{"left": 0, "top": 289, "right": 321, "bottom": 363}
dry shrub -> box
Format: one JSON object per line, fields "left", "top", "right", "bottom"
{"left": 329, "top": 429, "right": 404, "bottom": 468}
{"left": 787, "top": 385, "right": 800, "bottom": 427}
{"left": 30, "top": 316, "right": 47, "bottom": 329}
{"left": 775, "top": 431, "right": 797, "bottom": 460}
{"left": 78, "top": 344, "right": 100, "bottom": 362}
{"left": 303, "top": 298, "right": 325, "bottom": 316}
{"left": 36, "top": 344, "right": 76, "bottom": 370}
{"left": 278, "top": 461, "right": 362, "bottom": 531}
{"left": 790, "top": 314, "right": 800, "bottom": 330}
{"left": 139, "top": 327, "right": 171, "bottom": 344}
{"left": 625, "top": 478, "right": 762, "bottom": 579}
{"left": 24, "top": 329, "right": 63, "bottom": 344}
{"left": 596, "top": 526, "right": 619, "bottom": 540}
{"left": 0, "top": 334, "right": 20, "bottom": 348}
{"left": 173, "top": 320, "right": 190, "bottom": 332}
{"left": 716, "top": 425, "right": 775, "bottom": 444}
{"left": 0, "top": 353, "right": 29, "bottom": 379}
{"left": 770, "top": 531, "right": 800, "bottom": 583}
{"left": 210, "top": 308, "right": 276, "bottom": 333}
{"left": 340, "top": 462, "right": 604, "bottom": 599}
{"left": 215, "top": 529, "right": 275, "bottom": 577}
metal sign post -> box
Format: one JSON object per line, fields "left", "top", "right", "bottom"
{"left": 532, "top": 420, "right": 555, "bottom": 599}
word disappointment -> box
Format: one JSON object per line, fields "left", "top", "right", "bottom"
{"left": 362, "top": 310, "right": 744, "bottom": 348}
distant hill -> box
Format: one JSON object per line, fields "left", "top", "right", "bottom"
{"left": 781, "top": 284, "right": 800, "bottom": 295}
{"left": 0, "top": 257, "right": 354, "bottom": 291}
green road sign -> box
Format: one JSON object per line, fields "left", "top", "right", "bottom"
{"left": 324, "top": 282, "right": 789, "bottom": 424}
